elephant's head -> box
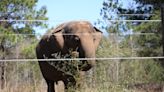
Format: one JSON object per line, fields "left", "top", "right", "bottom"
{"left": 50, "top": 21, "right": 102, "bottom": 71}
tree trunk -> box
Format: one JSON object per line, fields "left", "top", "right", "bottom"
{"left": 161, "top": 5, "right": 164, "bottom": 59}
{"left": 0, "top": 62, "right": 5, "bottom": 89}
{"left": 0, "top": 39, "right": 5, "bottom": 89}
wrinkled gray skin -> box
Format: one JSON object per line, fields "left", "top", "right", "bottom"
{"left": 36, "top": 21, "right": 102, "bottom": 92}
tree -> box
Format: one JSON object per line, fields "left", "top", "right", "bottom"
{"left": 135, "top": 0, "right": 164, "bottom": 8}
{"left": 98, "top": 0, "right": 164, "bottom": 86}
{"left": 136, "top": 0, "right": 164, "bottom": 59}
{"left": 100, "top": 0, "right": 163, "bottom": 58}
{"left": 0, "top": 0, "right": 47, "bottom": 89}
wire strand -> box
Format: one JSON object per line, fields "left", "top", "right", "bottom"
{"left": 0, "top": 33, "right": 157, "bottom": 36}
{"left": 0, "top": 19, "right": 161, "bottom": 22}
{"left": 0, "top": 57, "right": 163, "bottom": 62}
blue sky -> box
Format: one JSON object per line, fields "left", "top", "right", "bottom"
{"left": 36, "top": 0, "right": 104, "bottom": 34}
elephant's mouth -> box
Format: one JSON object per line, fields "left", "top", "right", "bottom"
{"left": 48, "top": 48, "right": 92, "bottom": 73}
{"left": 47, "top": 50, "right": 81, "bottom": 75}
{"left": 70, "top": 51, "right": 79, "bottom": 58}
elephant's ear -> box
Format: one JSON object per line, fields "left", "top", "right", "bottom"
{"left": 93, "top": 27, "right": 103, "bottom": 50}
{"left": 51, "top": 27, "right": 65, "bottom": 50}
{"left": 52, "top": 23, "right": 66, "bottom": 33}
{"left": 94, "top": 27, "right": 103, "bottom": 33}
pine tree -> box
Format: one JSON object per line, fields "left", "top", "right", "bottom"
{"left": 0, "top": 0, "right": 47, "bottom": 89}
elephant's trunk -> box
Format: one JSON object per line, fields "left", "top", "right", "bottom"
{"left": 78, "top": 34, "right": 96, "bottom": 71}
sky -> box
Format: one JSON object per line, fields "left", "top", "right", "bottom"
{"left": 36, "top": 0, "right": 104, "bottom": 34}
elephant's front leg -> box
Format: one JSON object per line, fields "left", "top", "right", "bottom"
{"left": 62, "top": 75, "right": 76, "bottom": 92}
{"left": 46, "top": 79, "right": 55, "bottom": 92}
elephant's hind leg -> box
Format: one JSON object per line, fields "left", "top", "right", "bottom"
{"left": 46, "top": 79, "right": 55, "bottom": 92}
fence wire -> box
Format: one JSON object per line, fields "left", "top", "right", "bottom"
{"left": 0, "top": 57, "right": 164, "bottom": 62}
{"left": 0, "top": 19, "right": 161, "bottom": 22}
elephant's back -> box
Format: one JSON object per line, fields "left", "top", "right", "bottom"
{"left": 47, "top": 20, "right": 94, "bottom": 35}
{"left": 63, "top": 21, "right": 95, "bottom": 34}
{"left": 66, "top": 21, "right": 92, "bottom": 29}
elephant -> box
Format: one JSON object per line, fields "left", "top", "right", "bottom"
{"left": 35, "top": 21, "right": 102, "bottom": 92}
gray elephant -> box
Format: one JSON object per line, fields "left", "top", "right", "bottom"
{"left": 36, "top": 21, "right": 102, "bottom": 92}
